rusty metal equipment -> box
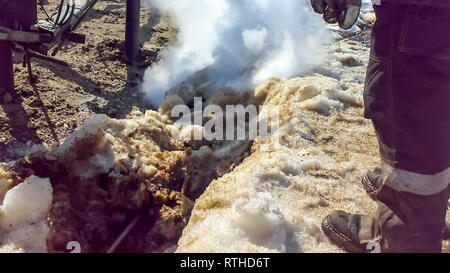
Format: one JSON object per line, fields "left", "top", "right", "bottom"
{"left": 0, "top": 0, "right": 39, "bottom": 99}
{"left": 0, "top": 0, "right": 98, "bottom": 101}
{"left": 0, "top": 0, "right": 142, "bottom": 102}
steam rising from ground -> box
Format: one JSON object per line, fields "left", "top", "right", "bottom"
{"left": 143, "top": 0, "right": 330, "bottom": 106}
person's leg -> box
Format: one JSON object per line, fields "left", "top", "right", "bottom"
{"left": 322, "top": 3, "right": 450, "bottom": 253}
{"left": 373, "top": 4, "right": 450, "bottom": 252}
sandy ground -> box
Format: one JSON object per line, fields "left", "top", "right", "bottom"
{"left": 0, "top": 0, "right": 177, "bottom": 161}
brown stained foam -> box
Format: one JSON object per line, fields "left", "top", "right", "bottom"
{"left": 177, "top": 74, "right": 380, "bottom": 253}
{"left": 0, "top": 80, "right": 252, "bottom": 252}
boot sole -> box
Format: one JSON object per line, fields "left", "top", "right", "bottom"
{"left": 361, "top": 174, "right": 378, "bottom": 201}
{"left": 321, "top": 216, "right": 367, "bottom": 253}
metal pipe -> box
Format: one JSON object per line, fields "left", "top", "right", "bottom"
{"left": 0, "top": 41, "right": 14, "bottom": 101}
{"left": 125, "top": 0, "right": 140, "bottom": 63}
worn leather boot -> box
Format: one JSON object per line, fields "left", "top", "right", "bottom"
{"left": 321, "top": 210, "right": 380, "bottom": 253}
{"left": 322, "top": 183, "right": 449, "bottom": 253}
{"left": 361, "top": 168, "right": 383, "bottom": 201}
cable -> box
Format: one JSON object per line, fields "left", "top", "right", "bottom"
{"left": 51, "top": 0, "right": 77, "bottom": 27}
{"left": 64, "top": 0, "right": 76, "bottom": 26}
{"left": 54, "top": 0, "right": 64, "bottom": 26}
{"left": 57, "top": 2, "right": 72, "bottom": 26}
{"left": 38, "top": 1, "right": 53, "bottom": 23}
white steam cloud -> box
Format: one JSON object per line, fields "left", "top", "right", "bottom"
{"left": 143, "top": 0, "right": 330, "bottom": 106}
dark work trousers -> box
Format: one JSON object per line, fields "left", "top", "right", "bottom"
{"left": 364, "top": 3, "right": 450, "bottom": 175}
{"left": 362, "top": 3, "right": 450, "bottom": 252}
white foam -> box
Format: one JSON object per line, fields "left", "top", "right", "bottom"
{"left": 0, "top": 176, "right": 53, "bottom": 231}
{"left": 0, "top": 176, "right": 53, "bottom": 253}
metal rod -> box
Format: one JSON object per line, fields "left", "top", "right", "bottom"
{"left": 24, "top": 49, "right": 34, "bottom": 82}
{"left": 0, "top": 41, "right": 14, "bottom": 101}
{"left": 106, "top": 214, "right": 141, "bottom": 253}
{"left": 125, "top": 0, "right": 140, "bottom": 63}
{"left": 27, "top": 50, "right": 69, "bottom": 67}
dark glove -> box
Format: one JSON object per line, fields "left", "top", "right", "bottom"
{"left": 310, "top": 0, "right": 362, "bottom": 29}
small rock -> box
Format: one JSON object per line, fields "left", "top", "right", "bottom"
{"left": 338, "top": 55, "right": 361, "bottom": 67}
{"left": 108, "top": 108, "right": 117, "bottom": 116}
{"left": 29, "top": 98, "right": 43, "bottom": 108}
{"left": 20, "top": 89, "right": 34, "bottom": 98}
{"left": 28, "top": 109, "right": 38, "bottom": 117}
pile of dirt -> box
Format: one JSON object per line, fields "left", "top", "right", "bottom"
{"left": 0, "top": 74, "right": 257, "bottom": 252}
{"left": 0, "top": 110, "right": 249, "bottom": 253}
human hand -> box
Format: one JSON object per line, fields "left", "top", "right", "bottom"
{"left": 310, "top": 0, "right": 362, "bottom": 29}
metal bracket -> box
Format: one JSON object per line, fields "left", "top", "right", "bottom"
{"left": 0, "top": 26, "right": 53, "bottom": 44}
